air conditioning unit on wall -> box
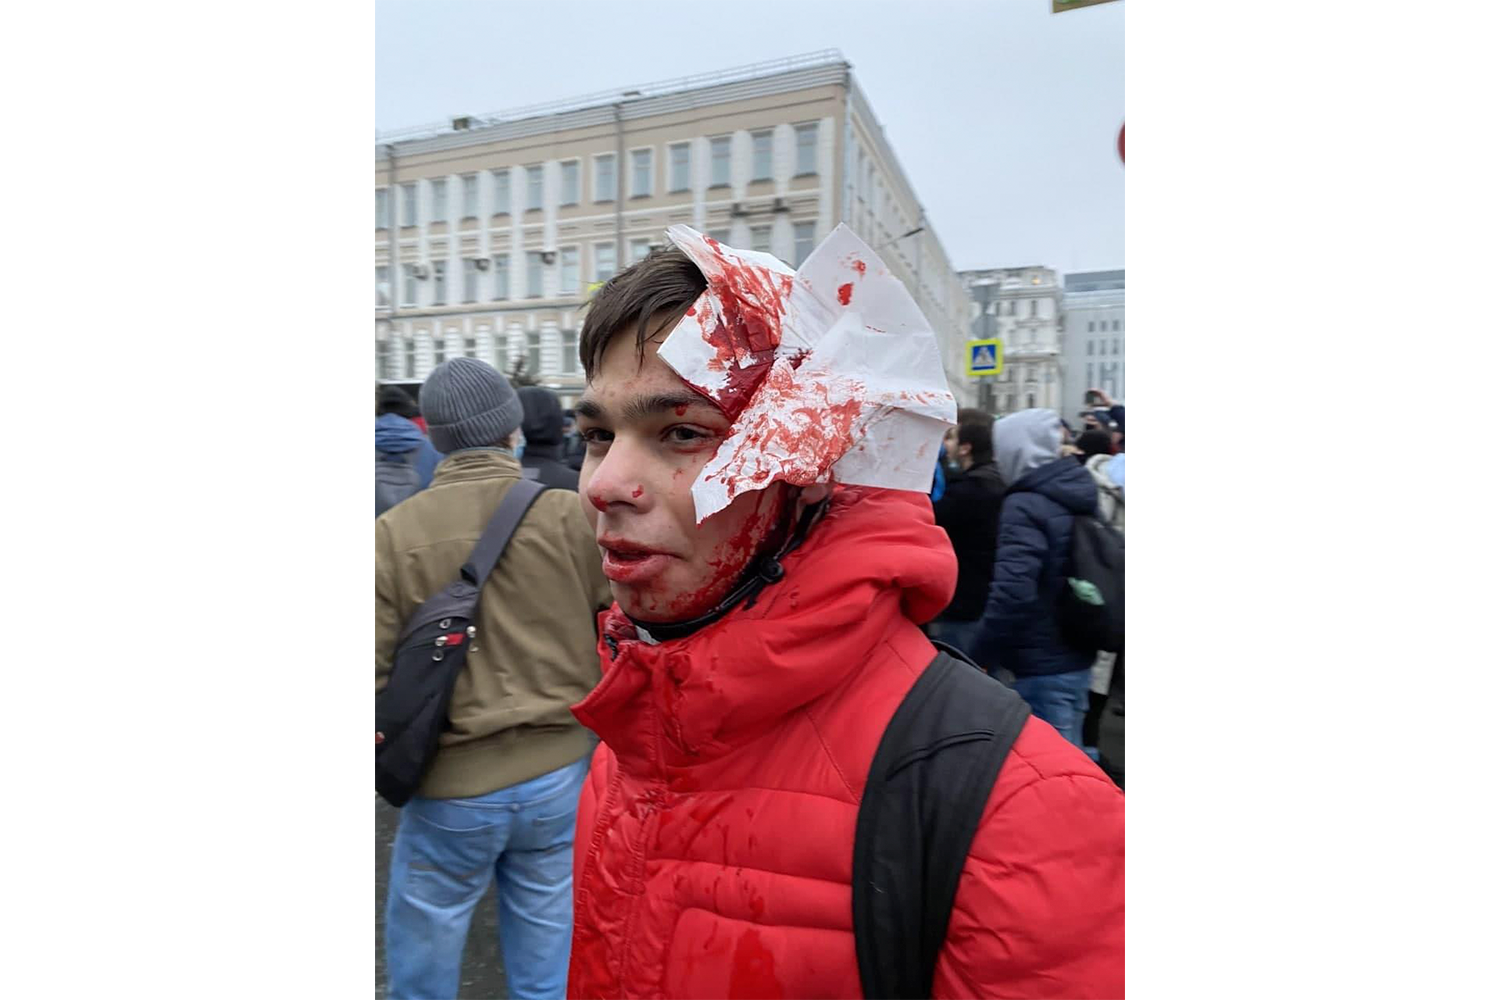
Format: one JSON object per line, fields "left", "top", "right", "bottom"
{"left": 473, "top": 257, "right": 490, "bottom": 271}
{"left": 411, "top": 264, "right": 431, "bottom": 280}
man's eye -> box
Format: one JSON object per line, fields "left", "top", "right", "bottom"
{"left": 666, "top": 427, "right": 712, "bottom": 444}
{"left": 581, "top": 428, "right": 613, "bottom": 446}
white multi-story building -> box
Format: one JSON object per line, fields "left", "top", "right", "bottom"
{"left": 1061, "top": 270, "right": 1125, "bottom": 414}
{"left": 958, "top": 267, "right": 1064, "bottom": 415}
{"left": 374, "top": 50, "right": 975, "bottom": 407}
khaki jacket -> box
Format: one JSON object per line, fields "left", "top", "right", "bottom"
{"left": 376, "top": 448, "right": 612, "bottom": 799}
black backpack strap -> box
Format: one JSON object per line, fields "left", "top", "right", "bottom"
{"left": 852, "top": 647, "right": 1032, "bottom": 999}
{"left": 460, "top": 478, "right": 548, "bottom": 587}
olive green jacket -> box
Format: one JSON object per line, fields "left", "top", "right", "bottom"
{"left": 376, "top": 449, "right": 612, "bottom": 799}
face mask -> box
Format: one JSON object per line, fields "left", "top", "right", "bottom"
{"left": 514, "top": 430, "right": 527, "bottom": 459}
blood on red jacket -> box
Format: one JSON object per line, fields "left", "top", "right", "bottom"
{"left": 569, "top": 487, "right": 1124, "bottom": 999}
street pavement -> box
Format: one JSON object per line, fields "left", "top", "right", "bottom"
{"left": 374, "top": 703, "right": 1122, "bottom": 999}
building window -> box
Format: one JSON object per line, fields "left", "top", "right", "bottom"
{"left": 1088, "top": 321, "right": 1095, "bottom": 332}
{"left": 404, "top": 336, "right": 416, "bottom": 378}
{"left": 463, "top": 335, "right": 477, "bottom": 358}
{"left": 431, "top": 261, "right": 447, "bottom": 305}
{"left": 1004, "top": 393, "right": 1016, "bottom": 412}
{"left": 401, "top": 183, "right": 417, "bottom": 226}
{"left": 461, "top": 174, "right": 478, "bottom": 217}
{"left": 669, "top": 143, "right": 690, "bottom": 192}
{"left": 631, "top": 149, "right": 652, "bottom": 197}
{"left": 526, "top": 331, "right": 541, "bottom": 374}
{"left": 493, "top": 169, "right": 511, "bottom": 215}
{"left": 560, "top": 160, "right": 579, "bottom": 205}
{"left": 525, "top": 165, "right": 543, "bottom": 211}
{"left": 1113, "top": 339, "right": 1120, "bottom": 355}
{"left": 793, "top": 221, "right": 815, "bottom": 266}
{"left": 709, "top": 136, "right": 730, "bottom": 187}
{"left": 751, "top": 130, "right": 773, "bottom": 181}
{"left": 795, "top": 123, "right": 818, "bottom": 175}
{"left": 492, "top": 332, "right": 508, "bottom": 370}
{"left": 463, "top": 259, "right": 479, "bottom": 303}
{"left": 431, "top": 178, "right": 448, "bottom": 222}
{"left": 561, "top": 329, "right": 578, "bottom": 375}
{"left": 433, "top": 334, "right": 447, "bottom": 366}
{"left": 492, "top": 254, "right": 510, "bottom": 301}
{"left": 594, "top": 242, "right": 616, "bottom": 282}
{"left": 1112, "top": 319, "right": 1120, "bottom": 331}
{"left": 376, "top": 189, "right": 389, "bottom": 229}
{"left": 1087, "top": 362, "right": 1095, "bottom": 385}
{"left": 526, "top": 252, "right": 544, "bottom": 298}
{"left": 1027, "top": 393, "right": 1036, "bottom": 409}
{"left": 1087, "top": 340, "right": 1094, "bottom": 356}
{"left": 402, "top": 264, "right": 418, "bottom": 306}
{"left": 707, "top": 229, "right": 730, "bottom": 244}
{"left": 750, "top": 225, "right": 771, "bottom": 253}
{"left": 376, "top": 265, "right": 390, "bottom": 308}
{"left": 1029, "top": 298, "right": 1037, "bottom": 318}
{"left": 559, "top": 246, "right": 580, "bottom": 294}
{"left": 629, "top": 238, "right": 651, "bottom": 264}
{"left": 376, "top": 338, "right": 390, "bottom": 377}
{"left": 594, "top": 154, "right": 616, "bottom": 202}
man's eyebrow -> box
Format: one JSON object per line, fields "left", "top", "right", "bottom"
{"left": 575, "top": 397, "right": 605, "bottom": 420}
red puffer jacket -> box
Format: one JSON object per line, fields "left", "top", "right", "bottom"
{"left": 569, "top": 488, "right": 1124, "bottom": 999}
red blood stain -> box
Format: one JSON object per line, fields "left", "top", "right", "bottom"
{"left": 588, "top": 492, "right": 608, "bottom": 512}
{"left": 851, "top": 258, "right": 866, "bottom": 276}
{"left": 727, "top": 929, "right": 783, "bottom": 999}
{"left": 631, "top": 486, "right": 643, "bottom": 498}
{"left": 688, "top": 243, "right": 795, "bottom": 419}
{"left": 674, "top": 404, "right": 689, "bottom": 416}
{"left": 836, "top": 282, "right": 853, "bottom": 305}
{"left": 686, "top": 305, "right": 696, "bottom": 316}
{"left": 704, "top": 236, "right": 722, "bottom": 251}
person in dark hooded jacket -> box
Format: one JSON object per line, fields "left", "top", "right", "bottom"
{"left": 376, "top": 385, "right": 443, "bottom": 496}
{"left": 929, "top": 410, "right": 1004, "bottom": 662}
{"left": 975, "top": 408, "right": 1099, "bottom": 748}
{"left": 517, "top": 386, "right": 581, "bottom": 490}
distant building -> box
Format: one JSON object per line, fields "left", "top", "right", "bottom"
{"left": 959, "top": 266, "right": 1064, "bottom": 415}
{"left": 374, "top": 50, "right": 975, "bottom": 407}
{"left": 1061, "top": 269, "right": 1125, "bottom": 415}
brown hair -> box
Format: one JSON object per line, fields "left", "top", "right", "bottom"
{"left": 579, "top": 246, "right": 707, "bottom": 380}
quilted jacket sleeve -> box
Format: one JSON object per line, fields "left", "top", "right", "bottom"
{"left": 931, "top": 736, "right": 1126, "bottom": 999}
{"left": 976, "top": 497, "right": 1047, "bottom": 655}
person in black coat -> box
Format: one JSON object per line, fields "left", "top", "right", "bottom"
{"left": 975, "top": 408, "right": 1099, "bottom": 749}
{"left": 929, "top": 410, "right": 1004, "bottom": 662}
{"left": 517, "top": 387, "right": 581, "bottom": 490}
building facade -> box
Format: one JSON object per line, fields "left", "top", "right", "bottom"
{"left": 1061, "top": 269, "right": 1125, "bottom": 415}
{"left": 958, "top": 267, "right": 1064, "bottom": 416}
{"left": 374, "top": 51, "right": 975, "bottom": 408}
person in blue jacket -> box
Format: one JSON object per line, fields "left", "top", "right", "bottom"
{"left": 975, "top": 408, "right": 1099, "bottom": 748}
{"left": 376, "top": 385, "right": 443, "bottom": 489}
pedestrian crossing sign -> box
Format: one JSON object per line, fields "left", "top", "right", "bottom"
{"left": 966, "top": 338, "right": 1003, "bottom": 378}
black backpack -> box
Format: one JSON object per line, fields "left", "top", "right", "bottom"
{"left": 375, "top": 478, "right": 548, "bottom": 807}
{"left": 852, "top": 644, "right": 1032, "bottom": 999}
{"left": 376, "top": 448, "right": 423, "bottom": 517}
{"left": 1057, "top": 515, "right": 1126, "bottom": 654}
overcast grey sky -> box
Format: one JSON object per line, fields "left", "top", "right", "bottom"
{"left": 375, "top": 0, "right": 1123, "bottom": 275}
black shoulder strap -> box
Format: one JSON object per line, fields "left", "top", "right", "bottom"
{"left": 852, "top": 645, "right": 1032, "bottom": 999}
{"left": 460, "top": 478, "right": 548, "bottom": 587}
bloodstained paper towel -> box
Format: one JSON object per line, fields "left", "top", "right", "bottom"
{"left": 657, "top": 223, "right": 958, "bottom": 522}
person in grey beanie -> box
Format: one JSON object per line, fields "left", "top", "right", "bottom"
{"left": 378, "top": 356, "right": 612, "bottom": 999}
{"left": 418, "top": 357, "right": 526, "bottom": 455}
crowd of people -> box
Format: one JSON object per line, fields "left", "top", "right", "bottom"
{"left": 374, "top": 244, "right": 1126, "bottom": 999}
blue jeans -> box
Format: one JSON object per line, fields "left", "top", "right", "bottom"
{"left": 385, "top": 756, "right": 590, "bottom": 1000}
{"left": 1012, "top": 668, "right": 1092, "bottom": 749}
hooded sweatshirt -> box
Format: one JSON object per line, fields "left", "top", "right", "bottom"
{"left": 375, "top": 411, "right": 442, "bottom": 488}
{"left": 567, "top": 487, "right": 1125, "bottom": 999}
{"left": 517, "top": 386, "right": 580, "bottom": 490}
{"left": 977, "top": 410, "right": 1099, "bottom": 677}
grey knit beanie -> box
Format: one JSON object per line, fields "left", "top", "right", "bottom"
{"left": 419, "top": 358, "right": 523, "bottom": 454}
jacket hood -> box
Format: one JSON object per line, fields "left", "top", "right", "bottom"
{"left": 375, "top": 412, "right": 427, "bottom": 454}
{"left": 571, "top": 487, "right": 956, "bottom": 775}
{"left": 1009, "top": 455, "right": 1100, "bottom": 515}
{"left": 518, "top": 386, "right": 565, "bottom": 446}
{"left": 992, "top": 408, "right": 1063, "bottom": 487}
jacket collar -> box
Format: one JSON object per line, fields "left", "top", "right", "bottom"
{"left": 432, "top": 447, "right": 523, "bottom": 485}
{"left": 570, "top": 487, "right": 955, "bottom": 779}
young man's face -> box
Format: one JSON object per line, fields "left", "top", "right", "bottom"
{"left": 576, "top": 320, "right": 789, "bottom": 622}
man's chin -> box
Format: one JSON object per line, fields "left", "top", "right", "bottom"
{"left": 615, "top": 574, "right": 740, "bottom": 625}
